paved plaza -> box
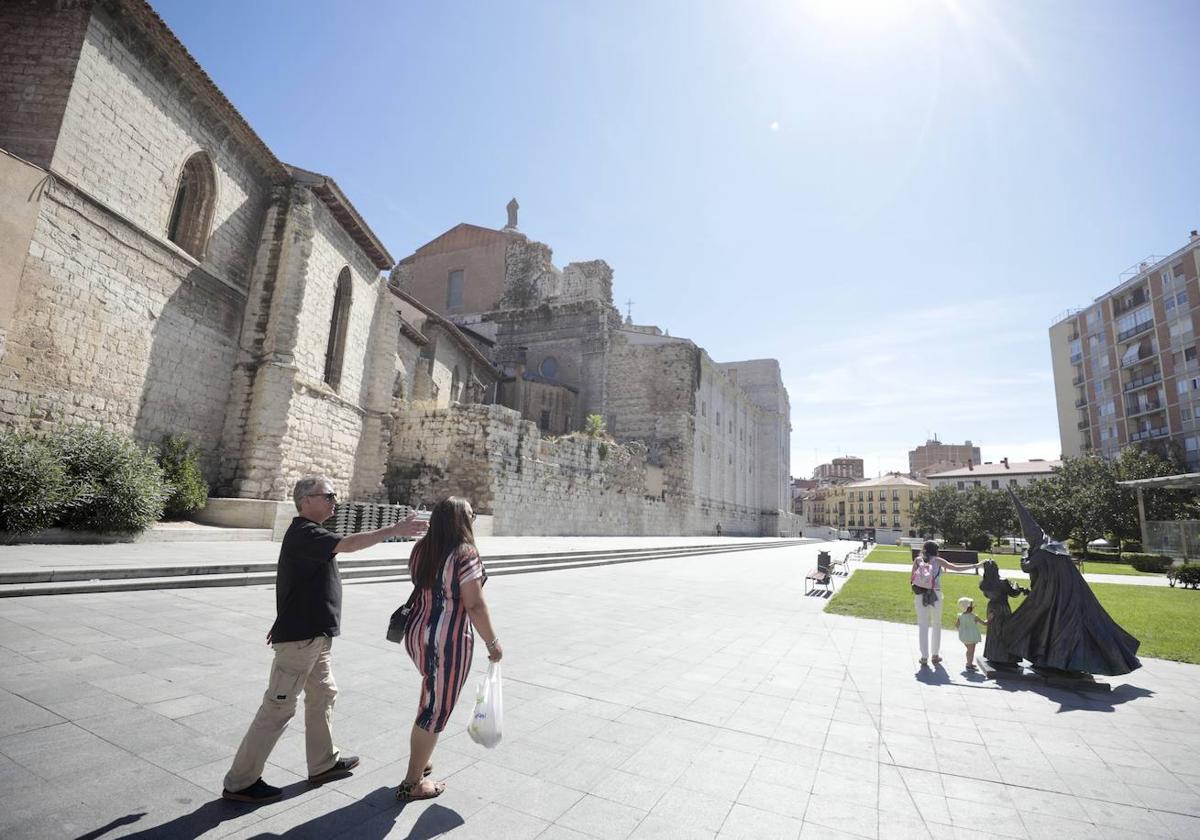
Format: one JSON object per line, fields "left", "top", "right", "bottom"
{"left": 1, "top": 540, "right": 1199, "bottom": 839}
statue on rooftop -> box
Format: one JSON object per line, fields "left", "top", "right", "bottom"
{"left": 1000, "top": 489, "right": 1141, "bottom": 676}
{"left": 505, "top": 198, "right": 519, "bottom": 231}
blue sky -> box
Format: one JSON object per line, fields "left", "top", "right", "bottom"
{"left": 155, "top": 0, "right": 1200, "bottom": 478}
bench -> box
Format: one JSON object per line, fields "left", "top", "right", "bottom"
{"left": 911, "top": 548, "right": 980, "bottom": 574}
{"left": 806, "top": 551, "right": 834, "bottom": 595}
{"left": 829, "top": 550, "right": 855, "bottom": 576}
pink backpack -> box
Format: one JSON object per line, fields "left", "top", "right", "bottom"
{"left": 911, "top": 559, "right": 936, "bottom": 590}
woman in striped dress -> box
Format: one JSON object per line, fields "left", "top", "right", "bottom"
{"left": 398, "top": 497, "right": 503, "bottom": 801}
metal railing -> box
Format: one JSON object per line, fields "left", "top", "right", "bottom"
{"left": 1123, "top": 371, "right": 1162, "bottom": 391}
{"left": 1124, "top": 402, "right": 1165, "bottom": 419}
{"left": 1071, "top": 373, "right": 1085, "bottom": 385}
{"left": 1077, "top": 419, "right": 1091, "bottom": 430}
{"left": 1129, "top": 427, "right": 1169, "bottom": 442}
{"left": 1117, "top": 320, "right": 1155, "bottom": 343}
{"left": 1146, "top": 520, "right": 1200, "bottom": 559}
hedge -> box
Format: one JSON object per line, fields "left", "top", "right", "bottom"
{"left": 1122, "top": 553, "right": 1175, "bottom": 573}
{"left": 0, "top": 426, "right": 185, "bottom": 535}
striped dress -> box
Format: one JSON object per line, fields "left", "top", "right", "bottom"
{"left": 403, "top": 543, "right": 487, "bottom": 733}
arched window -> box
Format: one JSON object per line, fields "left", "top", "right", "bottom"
{"left": 450, "top": 365, "right": 461, "bottom": 403}
{"left": 166, "top": 151, "right": 216, "bottom": 259}
{"left": 323, "top": 268, "right": 353, "bottom": 389}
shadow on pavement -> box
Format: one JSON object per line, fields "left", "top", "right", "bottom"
{"left": 915, "top": 664, "right": 952, "bottom": 685}
{"left": 996, "top": 681, "right": 1155, "bottom": 714}
{"left": 98, "top": 784, "right": 463, "bottom": 840}
{"left": 73, "top": 813, "right": 146, "bottom": 839}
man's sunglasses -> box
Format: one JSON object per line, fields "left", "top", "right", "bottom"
{"left": 307, "top": 492, "right": 337, "bottom": 501}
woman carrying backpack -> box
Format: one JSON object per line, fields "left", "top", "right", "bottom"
{"left": 912, "top": 540, "right": 982, "bottom": 666}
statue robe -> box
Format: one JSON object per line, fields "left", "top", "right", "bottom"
{"left": 1001, "top": 552, "right": 1141, "bottom": 676}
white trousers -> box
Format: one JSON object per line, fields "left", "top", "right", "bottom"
{"left": 913, "top": 591, "right": 943, "bottom": 659}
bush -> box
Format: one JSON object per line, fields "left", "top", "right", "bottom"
{"left": 59, "top": 427, "right": 169, "bottom": 533}
{"left": 1124, "top": 553, "right": 1174, "bottom": 573}
{"left": 158, "top": 436, "right": 208, "bottom": 518}
{"left": 1168, "top": 565, "right": 1200, "bottom": 589}
{"left": 0, "top": 429, "right": 70, "bottom": 535}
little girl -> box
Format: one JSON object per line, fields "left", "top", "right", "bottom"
{"left": 955, "top": 597, "right": 988, "bottom": 671}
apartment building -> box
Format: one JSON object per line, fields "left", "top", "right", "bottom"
{"left": 1050, "top": 231, "right": 1200, "bottom": 469}
{"left": 811, "top": 474, "right": 928, "bottom": 542}
{"left": 908, "top": 437, "right": 980, "bottom": 478}
{"left": 812, "top": 456, "right": 864, "bottom": 482}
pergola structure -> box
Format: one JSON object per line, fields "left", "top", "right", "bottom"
{"left": 1116, "top": 472, "right": 1200, "bottom": 559}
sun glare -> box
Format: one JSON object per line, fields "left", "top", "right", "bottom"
{"left": 801, "top": 0, "right": 933, "bottom": 26}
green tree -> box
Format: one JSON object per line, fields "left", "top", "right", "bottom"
{"left": 1017, "top": 456, "right": 1120, "bottom": 555}
{"left": 913, "top": 485, "right": 967, "bottom": 544}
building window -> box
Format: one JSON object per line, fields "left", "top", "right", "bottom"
{"left": 323, "top": 267, "right": 353, "bottom": 390}
{"left": 540, "top": 356, "right": 559, "bottom": 379}
{"left": 1009, "top": 478, "right": 1018, "bottom": 486}
{"left": 701, "top": 401, "right": 706, "bottom": 417}
{"left": 957, "top": 481, "right": 965, "bottom": 490}
{"left": 166, "top": 151, "right": 217, "bottom": 259}
{"left": 867, "top": 491, "right": 873, "bottom": 501}
{"left": 450, "top": 366, "right": 461, "bottom": 403}
{"left": 539, "top": 410, "right": 550, "bottom": 432}
{"left": 991, "top": 479, "right": 999, "bottom": 489}
{"left": 446, "top": 269, "right": 465, "bottom": 311}
{"left": 973, "top": 480, "right": 981, "bottom": 488}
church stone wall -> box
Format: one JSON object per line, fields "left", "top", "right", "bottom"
{"left": 0, "top": 176, "right": 243, "bottom": 478}
{"left": 0, "top": 0, "right": 92, "bottom": 168}
{"left": 50, "top": 5, "right": 269, "bottom": 291}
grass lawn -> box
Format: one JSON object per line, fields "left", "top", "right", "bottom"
{"left": 825, "top": 569, "right": 1200, "bottom": 664}
{"left": 863, "top": 545, "right": 1158, "bottom": 577}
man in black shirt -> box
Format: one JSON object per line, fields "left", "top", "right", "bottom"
{"left": 222, "top": 476, "right": 428, "bottom": 803}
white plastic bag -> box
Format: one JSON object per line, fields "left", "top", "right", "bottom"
{"left": 467, "top": 661, "right": 503, "bottom": 748}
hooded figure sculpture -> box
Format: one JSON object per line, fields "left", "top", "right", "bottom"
{"left": 1001, "top": 489, "right": 1141, "bottom": 676}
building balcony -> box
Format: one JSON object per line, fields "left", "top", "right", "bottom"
{"left": 1123, "top": 371, "right": 1162, "bottom": 392}
{"left": 1068, "top": 331, "right": 1080, "bottom": 342}
{"left": 1125, "top": 402, "right": 1166, "bottom": 420}
{"left": 1113, "top": 287, "right": 1150, "bottom": 316}
{"left": 1120, "top": 349, "right": 1157, "bottom": 369}
{"left": 1070, "top": 352, "right": 1083, "bottom": 364}
{"left": 1071, "top": 373, "right": 1085, "bottom": 386}
{"left": 1074, "top": 397, "right": 1088, "bottom": 408}
{"left": 1117, "top": 320, "right": 1155, "bottom": 343}
{"left": 1077, "top": 418, "right": 1091, "bottom": 430}
{"left": 1130, "top": 426, "right": 1170, "bottom": 442}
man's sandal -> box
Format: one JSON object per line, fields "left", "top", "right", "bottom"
{"left": 397, "top": 779, "right": 445, "bottom": 801}
{"left": 423, "top": 763, "right": 433, "bottom": 777}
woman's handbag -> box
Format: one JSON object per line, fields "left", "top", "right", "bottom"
{"left": 467, "top": 661, "right": 503, "bottom": 749}
{"left": 386, "top": 588, "right": 418, "bottom": 644}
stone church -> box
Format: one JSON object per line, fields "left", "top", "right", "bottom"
{"left": 0, "top": 0, "right": 799, "bottom": 536}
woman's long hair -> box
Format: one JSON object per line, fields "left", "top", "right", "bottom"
{"left": 409, "top": 497, "right": 475, "bottom": 589}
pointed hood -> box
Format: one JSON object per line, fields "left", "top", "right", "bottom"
{"left": 1008, "top": 488, "right": 1045, "bottom": 552}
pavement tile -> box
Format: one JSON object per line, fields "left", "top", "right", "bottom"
{"left": 0, "top": 690, "right": 64, "bottom": 738}
{"left": 717, "top": 802, "right": 803, "bottom": 839}
{"left": 647, "top": 786, "right": 734, "bottom": 833}
{"left": 798, "top": 797, "right": 878, "bottom": 838}
{"left": 2, "top": 541, "right": 1199, "bottom": 840}
{"left": 556, "top": 793, "right": 648, "bottom": 840}
{"left": 736, "top": 775, "right": 810, "bottom": 819}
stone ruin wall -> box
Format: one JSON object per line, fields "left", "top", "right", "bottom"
{"left": 386, "top": 403, "right": 778, "bottom": 536}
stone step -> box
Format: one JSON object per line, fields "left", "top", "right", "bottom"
{"left": 0, "top": 540, "right": 806, "bottom": 597}
{"left": 0, "top": 541, "right": 798, "bottom": 585}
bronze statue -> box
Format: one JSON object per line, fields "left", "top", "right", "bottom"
{"left": 978, "top": 560, "right": 1027, "bottom": 668}
{"left": 1001, "top": 490, "right": 1141, "bottom": 677}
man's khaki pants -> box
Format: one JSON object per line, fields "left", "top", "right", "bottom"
{"left": 223, "top": 635, "right": 340, "bottom": 792}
